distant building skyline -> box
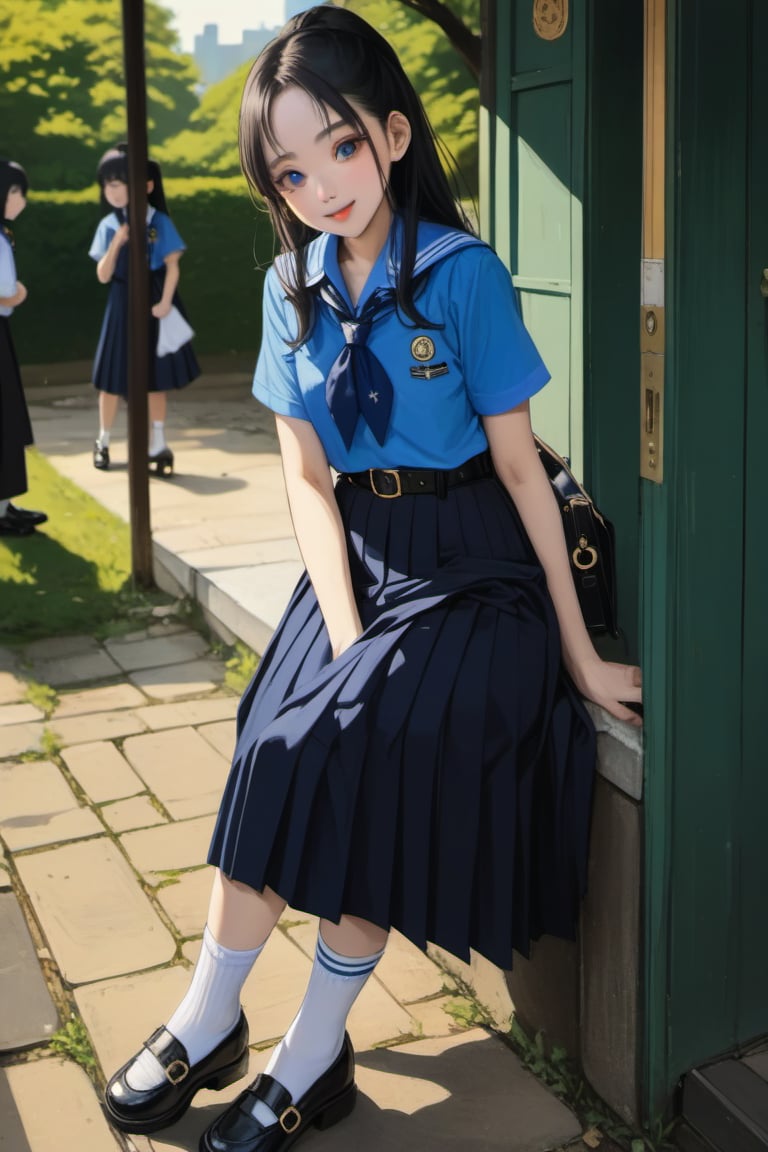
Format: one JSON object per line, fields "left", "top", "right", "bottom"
{"left": 193, "top": 24, "right": 277, "bottom": 88}
{"left": 189, "top": 3, "right": 319, "bottom": 87}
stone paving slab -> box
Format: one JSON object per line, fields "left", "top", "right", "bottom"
{"left": 128, "top": 658, "right": 224, "bottom": 701}
{"left": 154, "top": 865, "right": 213, "bottom": 938}
{"left": 20, "top": 635, "right": 103, "bottom": 661}
{"left": 121, "top": 727, "right": 230, "bottom": 819}
{"left": 52, "top": 682, "right": 148, "bottom": 719}
{"left": 100, "top": 795, "right": 169, "bottom": 834}
{"left": 120, "top": 814, "right": 217, "bottom": 879}
{"left": 0, "top": 1058, "right": 122, "bottom": 1152}
{"left": 134, "top": 696, "right": 238, "bottom": 732}
{"left": 197, "top": 718, "right": 237, "bottom": 760}
{"left": 0, "top": 670, "right": 24, "bottom": 703}
{"left": 15, "top": 838, "right": 176, "bottom": 984}
{"left": 0, "top": 890, "right": 59, "bottom": 1051}
{"left": 0, "top": 703, "right": 44, "bottom": 726}
{"left": 61, "top": 740, "right": 146, "bottom": 803}
{"left": 0, "top": 760, "right": 103, "bottom": 851}
{"left": 49, "top": 708, "right": 148, "bottom": 747}
{"left": 24, "top": 649, "right": 123, "bottom": 688}
{"left": 104, "top": 631, "right": 211, "bottom": 673}
{"left": 320, "top": 1030, "right": 581, "bottom": 1151}
{"left": 76, "top": 965, "right": 193, "bottom": 1082}
{"left": 0, "top": 722, "right": 45, "bottom": 759}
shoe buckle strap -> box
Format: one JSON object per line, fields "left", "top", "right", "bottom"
{"left": 164, "top": 1058, "right": 190, "bottom": 1085}
{"left": 279, "top": 1105, "right": 302, "bottom": 1133}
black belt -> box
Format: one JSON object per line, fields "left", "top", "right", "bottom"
{"left": 341, "top": 451, "right": 493, "bottom": 498}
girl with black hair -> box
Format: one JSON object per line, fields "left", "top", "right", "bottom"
{"left": 0, "top": 159, "right": 47, "bottom": 535}
{"left": 88, "top": 145, "right": 199, "bottom": 476}
{"left": 104, "top": 8, "right": 642, "bottom": 1151}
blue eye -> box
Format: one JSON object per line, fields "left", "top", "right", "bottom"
{"left": 276, "top": 170, "right": 305, "bottom": 190}
{"left": 335, "top": 139, "right": 359, "bottom": 161}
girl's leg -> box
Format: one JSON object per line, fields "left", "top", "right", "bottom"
{"left": 125, "top": 872, "right": 285, "bottom": 1091}
{"left": 97, "top": 390, "right": 119, "bottom": 447}
{"left": 250, "top": 914, "right": 387, "bottom": 1125}
{"left": 148, "top": 390, "right": 168, "bottom": 455}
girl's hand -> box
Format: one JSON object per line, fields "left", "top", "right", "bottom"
{"left": 151, "top": 301, "right": 172, "bottom": 319}
{"left": 112, "top": 224, "right": 129, "bottom": 249}
{"left": 13, "top": 281, "right": 27, "bottom": 306}
{"left": 566, "top": 655, "right": 643, "bottom": 728}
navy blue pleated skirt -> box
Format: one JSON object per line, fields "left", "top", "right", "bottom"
{"left": 92, "top": 268, "right": 200, "bottom": 396}
{"left": 208, "top": 472, "right": 596, "bottom": 970}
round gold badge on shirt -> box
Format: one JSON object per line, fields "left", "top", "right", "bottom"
{"left": 411, "top": 336, "right": 435, "bottom": 362}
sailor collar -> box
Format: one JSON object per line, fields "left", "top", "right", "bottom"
{"left": 275, "top": 217, "right": 487, "bottom": 314}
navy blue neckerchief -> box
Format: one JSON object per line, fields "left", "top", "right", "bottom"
{"left": 302, "top": 223, "right": 487, "bottom": 449}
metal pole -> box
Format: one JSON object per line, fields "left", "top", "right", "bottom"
{"left": 121, "top": 0, "right": 154, "bottom": 585}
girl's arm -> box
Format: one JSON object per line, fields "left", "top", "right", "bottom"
{"left": 96, "top": 224, "right": 129, "bottom": 284}
{"left": 484, "top": 402, "right": 642, "bottom": 726}
{"left": 151, "top": 251, "right": 181, "bottom": 318}
{"left": 276, "top": 414, "right": 362, "bottom": 658}
{"left": 0, "top": 281, "right": 27, "bottom": 307}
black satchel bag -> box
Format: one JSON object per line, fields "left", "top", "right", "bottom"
{"left": 534, "top": 436, "right": 618, "bottom": 637}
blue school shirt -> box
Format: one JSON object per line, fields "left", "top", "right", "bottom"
{"left": 253, "top": 218, "right": 550, "bottom": 472}
{"left": 88, "top": 207, "right": 185, "bottom": 271}
{"left": 0, "top": 231, "right": 17, "bottom": 317}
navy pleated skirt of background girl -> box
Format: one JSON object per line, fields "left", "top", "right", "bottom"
{"left": 208, "top": 471, "right": 595, "bottom": 971}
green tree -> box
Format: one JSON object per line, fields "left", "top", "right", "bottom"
{"left": 154, "top": 62, "right": 248, "bottom": 177}
{"left": 345, "top": 0, "right": 480, "bottom": 194}
{"left": 0, "top": 0, "right": 198, "bottom": 189}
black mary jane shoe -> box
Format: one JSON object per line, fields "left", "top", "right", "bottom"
{"left": 6, "top": 503, "right": 48, "bottom": 527}
{"left": 93, "top": 441, "right": 110, "bottom": 470}
{"left": 0, "top": 510, "right": 35, "bottom": 537}
{"left": 200, "top": 1033, "right": 356, "bottom": 1152}
{"left": 104, "top": 1010, "right": 250, "bottom": 1134}
{"left": 149, "top": 447, "right": 174, "bottom": 477}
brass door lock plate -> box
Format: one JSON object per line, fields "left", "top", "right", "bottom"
{"left": 640, "top": 306, "right": 664, "bottom": 482}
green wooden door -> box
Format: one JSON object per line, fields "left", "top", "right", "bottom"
{"left": 483, "top": 1, "right": 642, "bottom": 652}
{"left": 643, "top": 0, "right": 768, "bottom": 1112}
{"left": 484, "top": 2, "right": 586, "bottom": 472}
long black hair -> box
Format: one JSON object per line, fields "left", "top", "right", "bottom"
{"left": 0, "top": 159, "right": 29, "bottom": 226}
{"left": 96, "top": 144, "right": 169, "bottom": 217}
{"left": 239, "top": 4, "right": 474, "bottom": 344}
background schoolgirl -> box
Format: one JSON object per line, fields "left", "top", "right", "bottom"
{"left": 0, "top": 159, "right": 48, "bottom": 536}
{"left": 88, "top": 145, "right": 199, "bottom": 476}
{"left": 103, "top": 8, "right": 642, "bottom": 1152}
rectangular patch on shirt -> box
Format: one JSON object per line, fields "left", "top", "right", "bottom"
{"left": 409, "top": 362, "right": 449, "bottom": 380}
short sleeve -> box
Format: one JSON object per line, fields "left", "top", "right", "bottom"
{"left": 0, "top": 236, "right": 16, "bottom": 294}
{"left": 88, "top": 215, "right": 116, "bottom": 261}
{"left": 252, "top": 265, "right": 308, "bottom": 420}
{"left": 152, "top": 211, "right": 185, "bottom": 263}
{"left": 453, "top": 248, "right": 550, "bottom": 414}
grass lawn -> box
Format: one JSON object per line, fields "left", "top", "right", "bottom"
{"left": 0, "top": 450, "right": 167, "bottom": 643}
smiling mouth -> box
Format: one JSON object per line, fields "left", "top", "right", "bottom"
{"left": 327, "top": 203, "right": 354, "bottom": 221}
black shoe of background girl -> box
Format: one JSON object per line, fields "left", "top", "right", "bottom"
{"left": 148, "top": 447, "right": 174, "bottom": 477}
{"left": 103, "top": 1011, "right": 249, "bottom": 1134}
{"left": 6, "top": 503, "right": 48, "bottom": 526}
{"left": 93, "top": 441, "right": 110, "bottom": 470}
{"left": 199, "top": 1033, "right": 356, "bottom": 1152}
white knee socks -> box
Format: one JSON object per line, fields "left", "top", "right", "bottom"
{"left": 126, "top": 926, "right": 264, "bottom": 1091}
{"left": 150, "top": 421, "right": 166, "bottom": 455}
{"left": 250, "top": 933, "right": 385, "bottom": 1127}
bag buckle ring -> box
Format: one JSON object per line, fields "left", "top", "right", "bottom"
{"left": 573, "top": 535, "right": 598, "bottom": 571}
{"left": 369, "top": 468, "right": 402, "bottom": 498}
